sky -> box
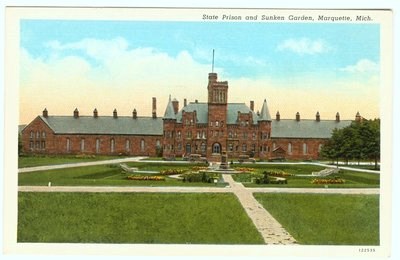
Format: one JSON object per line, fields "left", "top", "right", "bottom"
{"left": 19, "top": 20, "right": 380, "bottom": 124}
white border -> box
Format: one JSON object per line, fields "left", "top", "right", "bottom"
{"left": 1, "top": 1, "right": 399, "bottom": 260}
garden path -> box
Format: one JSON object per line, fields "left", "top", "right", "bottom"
{"left": 222, "top": 174, "right": 297, "bottom": 245}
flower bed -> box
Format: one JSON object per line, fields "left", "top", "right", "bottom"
{"left": 127, "top": 175, "right": 165, "bottom": 181}
{"left": 159, "top": 169, "right": 185, "bottom": 175}
{"left": 191, "top": 166, "right": 209, "bottom": 171}
{"left": 234, "top": 167, "right": 255, "bottom": 173}
{"left": 264, "top": 169, "right": 293, "bottom": 177}
{"left": 311, "top": 178, "right": 345, "bottom": 184}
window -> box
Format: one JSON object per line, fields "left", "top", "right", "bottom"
{"left": 243, "top": 132, "right": 248, "bottom": 139}
{"left": 242, "top": 144, "right": 247, "bottom": 152}
{"left": 201, "top": 142, "right": 206, "bottom": 153}
{"left": 228, "top": 131, "right": 233, "bottom": 138}
{"left": 318, "top": 143, "right": 323, "bottom": 152}
{"left": 215, "top": 121, "right": 219, "bottom": 127}
{"left": 303, "top": 143, "right": 308, "bottom": 155}
{"left": 210, "top": 121, "right": 213, "bottom": 127}
{"left": 110, "top": 139, "right": 115, "bottom": 153}
{"left": 177, "top": 131, "right": 181, "bottom": 139}
{"left": 177, "top": 143, "right": 182, "bottom": 151}
{"left": 29, "top": 141, "right": 33, "bottom": 150}
{"left": 35, "top": 141, "right": 40, "bottom": 149}
{"left": 212, "top": 143, "right": 221, "bottom": 154}
{"left": 140, "top": 139, "right": 145, "bottom": 151}
{"left": 252, "top": 132, "right": 256, "bottom": 140}
{"left": 125, "top": 139, "right": 130, "bottom": 152}
{"left": 202, "top": 131, "right": 206, "bottom": 139}
{"left": 96, "top": 139, "right": 100, "bottom": 153}
{"left": 42, "top": 131, "right": 46, "bottom": 138}
{"left": 251, "top": 144, "right": 256, "bottom": 152}
{"left": 288, "top": 143, "right": 292, "bottom": 154}
{"left": 273, "top": 142, "right": 276, "bottom": 150}
{"left": 228, "top": 143, "right": 233, "bottom": 151}
{"left": 66, "top": 138, "right": 71, "bottom": 152}
{"left": 197, "top": 131, "right": 200, "bottom": 139}
{"left": 80, "top": 139, "right": 85, "bottom": 152}
{"left": 156, "top": 139, "right": 161, "bottom": 148}
{"left": 41, "top": 141, "right": 46, "bottom": 150}
{"left": 186, "top": 143, "right": 191, "bottom": 154}
{"left": 36, "top": 131, "right": 40, "bottom": 139}
{"left": 30, "top": 131, "right": 34, "bottom": 139}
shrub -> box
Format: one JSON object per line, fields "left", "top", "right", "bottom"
{"left": 182, "top": 172, "right": 219, "bottom": 183}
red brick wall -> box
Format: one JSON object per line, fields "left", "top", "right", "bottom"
{"left": 270, "top": 138, "right": 327, "bottom": 160}
{"left": 21, "top": 117, "right": 163, "bottom": 156}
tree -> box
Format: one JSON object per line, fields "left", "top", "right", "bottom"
{"left": 320, "top": 119, "right": 380, "bottom": 169}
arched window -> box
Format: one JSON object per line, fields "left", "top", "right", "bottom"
{"left": 318, "top": 143, "right": 323, "bottom": 152}
{"left": 66, "top": 138, "right": 71, "bottom": 152}
{"left": 30, "top": 131, "right": 34, "bottom": 139}
{"left": 96, "top": 139, "right": 100, "bottom": 153}
{"left": 273, "top": 142, "right": 276, "bottom": 150}
{"left": 215, "top": 120, "right": 219, "bottom": 127}
{"left": 42, "top": 131, "right": 46, "bottom": 138}
{"left": 303, "top": 143, "right": 308, "bottom": 155}
{"left": 80, "top": 139, "right": 85, "bottom": 152}
{"left": 288, "top": 143, "right": 292, "bottom": 154}
{"left": 212, "top": 143, "right": 221, "bottom": 154}
{"left": 140, "top": 139, "right": 145, "bottom": 151}
{"left": 110, "top": 139, "right": 115, "bottom": 153}
{"left": 36, "top": 131, "right": 40, "bottom": 139}
{"left": 125, "top": 139, "right": 130, "bottom": 152}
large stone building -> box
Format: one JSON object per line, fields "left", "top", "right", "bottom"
{"left": 21, "top": 72, "right": 361, "bottom": 161}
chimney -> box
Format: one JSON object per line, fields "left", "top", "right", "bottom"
{"left": 152, "top": 97, "right": 157, "bottom": 118}
{"left": 316, "top": 111, "right": 320, "bottom": 122}
{"left": 132, "top": 109, "right": 137, "bottom": 119}
{"left": 42, "top": 108, "right": 48, "bottom": 118}
{"left": 113, "top": 109, "right": 118, "bottom": 118}
{"left": 172, "top": 98, "right": 179, "bottom": 114}
{"left": 184, "top": 98, "right": 187, "bottom": 107}
{"left": 276, "top": 111, "right": 280, "bottom": 121}
{"left": 73, "top": 108, "right": 79, "bottom": 118}
{"left": 296, "top": 112, "right": 300, "bottom": 122}
{"left": 250, "top": 101, "right": 254, "bottom": 111}
{"left": 355, "top": 111, "right": 362, "bottom": 122}
{"left": 336, "top": 112, "right": 340, "bottom": 122}
{"left": 93, "top": 108, "right": 98, "bottom": 118}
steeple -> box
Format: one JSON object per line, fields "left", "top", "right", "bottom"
{"left": 258, "top": 99, "right": 272, "bottom": 121}
{"left": 163, "top": 95, "right": 176, "bottom": 120}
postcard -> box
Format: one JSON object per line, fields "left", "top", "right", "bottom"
{"left": 3, "top": 6, "right": 393, "bottom": 259}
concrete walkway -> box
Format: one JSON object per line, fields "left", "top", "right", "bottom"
{"left": 222, "top": 174, "right": 297, "bottom": 245}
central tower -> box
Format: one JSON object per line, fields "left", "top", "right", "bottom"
{"left": 207, "top": 72, "right": 228, "bottom": 160}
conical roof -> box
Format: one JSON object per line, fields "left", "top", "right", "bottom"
{"left": 163, "top": 95, "right": 176, "bottom": 120}
{"left": 258, "top": 99, "right": 272, "bottom": 121}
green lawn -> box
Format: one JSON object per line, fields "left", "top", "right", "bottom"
{"left": 231, "top": 164, "right": 380, "bottom": 188}
{"left": 18, "top": 163, "right": 218, "bottom": 187}
{"left": 18, "top": 192, "right": 264, "bottom": 244}
{"left": 18, "top": 155, "right": 126, "bottom": 168}
{"left": 254, "top": 193, "right": 379, "bottom": 245}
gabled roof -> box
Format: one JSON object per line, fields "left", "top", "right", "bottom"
{"left": 175, "top": 102, "right": 257, "bottom": 124}
{"left": 37, "top": 116, "right": 163, "bottom": 135}
{"left": 271, "top": 119, "right": 352, "bottom": 139}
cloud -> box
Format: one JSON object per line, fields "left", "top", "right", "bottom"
{"left": 339, "top": 59, "right": 379, "bottom": 73}
{"left": 277, "top": 38, "right": 331, "bottom": 55}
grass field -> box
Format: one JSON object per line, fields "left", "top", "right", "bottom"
{"left": 231, "top": 164, "right": 380, "bottom": 188}
{"left": 18, "top": 155, "right": 125, "bottom": 168}
{"left": 18, "top": 192, "right": 264, "bottom": 244}
{"left": 19, "top": 162, "right": 379, "bottom": 188}
{"left": 254, "top": 193, "right": 379, "bottom": 245}
{"left": 18, "top": 163, "right": 217, "bottom": 187}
